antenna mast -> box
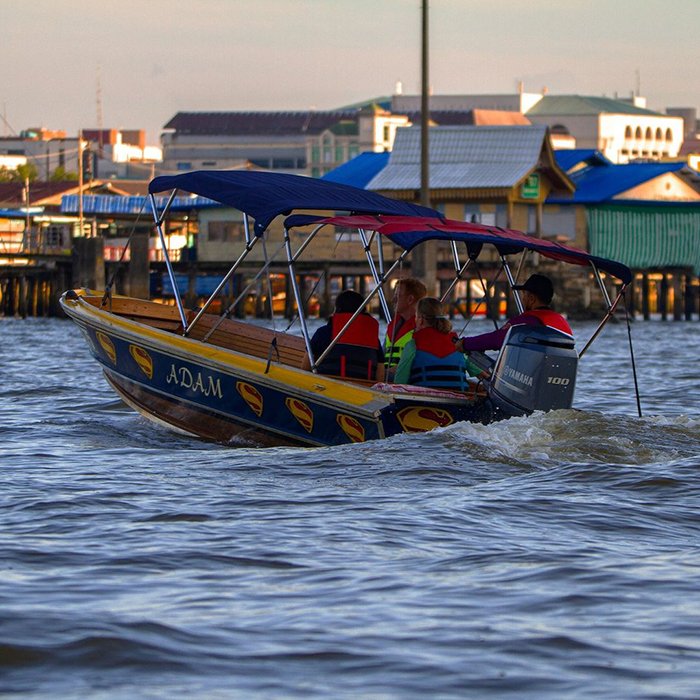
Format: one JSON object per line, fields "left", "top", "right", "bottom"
{"left": 97, "top": 65, "right": 104, "bottom": 157}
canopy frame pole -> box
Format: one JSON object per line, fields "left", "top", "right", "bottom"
{"left": 184, "top": 234, "right": 260, "bottom": 337}
{"left": 501, "top": 255, "right": 525, "bottom": 314}
{"left": 149, "top": 191, "right": 188, "bottom": 331}
{"left": 359, "top": 228, "right": 391, "bottom": 322}
{"left": 284, "top": 227, "right": 315, "bottom": 370}
{"left": 243, "top": 214, "right": 251, "bottom": 245}
{"left": 314, "top": 250, "right": 409, "bottom": 372}
{"left": 203, "top": 240, "right": 286, "bottom": 342}
{"left": 578, "top": 285, "right": 627, "bottom": 359}
{"left": 376, "top": 229, "right": 386, "bottom": 278}
{"left": 592, "top": 261, "right": 612, "bottom": 310}
{"left": 513, "top": 247, "right": 528, "bottom": 285}
{"left": 440, "top": 258, "right": 472, "bottom": 304}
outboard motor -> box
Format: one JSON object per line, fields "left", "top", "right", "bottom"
{"left": 488, "top": 325, "right": 577, "bottom": 418}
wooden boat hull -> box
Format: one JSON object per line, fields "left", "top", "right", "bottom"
{"left": 61, "top": 291, "right": 490, "bottom": 447}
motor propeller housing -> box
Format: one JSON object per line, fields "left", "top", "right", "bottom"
{"left": 488, "top": 325, "right": 578, "bottom": 417}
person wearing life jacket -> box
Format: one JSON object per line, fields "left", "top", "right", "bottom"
{"left": 301, "top": 290, "right": 385, "bottom": 381}
{"left": 455, "top": 274, "right": 573, "bottom": 353}
{"left": 393, "top": 298, "right": 470, "bottom": 390}
{"left": 384, "top": 277, "right": 427, "bottom": 376}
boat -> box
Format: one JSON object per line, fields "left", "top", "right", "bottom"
{"left": 60, "top": 171, "right": 634, "bottom": 447}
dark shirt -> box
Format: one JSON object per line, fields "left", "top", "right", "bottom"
{"left": 460, "top": 309, "right": 551, "bottom": 352}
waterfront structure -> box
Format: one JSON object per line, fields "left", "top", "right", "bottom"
{"left": 546, "top": 154, "right": 700, "bottom": 318}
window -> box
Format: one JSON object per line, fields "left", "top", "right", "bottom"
{"left": 632, "top": 149, "right": 639, "bottom": 155}
{"left": 348, "top": 142, "right": 359, "bottom": 158}
{"left": 621, "top": 149, "right": 629, "bottom": 155}
{"left": 202, "top": 161, "right": 217, "bottom": 166}
{"left": 642, "top": 150, "right": 649, "bottom": 156}
{"left": 249, "top": 158, "right": 270, "bottom": 168}
{"left": 311, "top": 167, "right": 320, "bottom": 178}
{"left": 207, "top": 221, "right": 244, "bottom": 242}
{"left": 177, "top": 162, "right": 192, "bottom": 170}
{"left": 297, "top": 158, "right": 306, "bottom": 169}
{"left": 655, "top": 128, "right": 663, "bottom": 140}
{"left": 665, "top": 128, "right": 673, "bottom": 141}
{"left": 311, "top": 146, "right": 319, "bottom": 163}
{"left": 635, "top": 127, "right": 642, "bottom": 139}
{"left": 323, "top": 146, "right": 332, "bottom": 162}
{"left": 46, "top": 225, "right": 65, "bottom": 247}
{"left": 272, "top": 158, "right": 295, "bottom": 169}
{"left": 334, "top": 144, "right": 344, "bottom": 161}
{"left": 624, "top": 126, "right": 633, "bottom": 138}
{"left": 383, "top": 125, "right": 390, "bottom": 141}
{"left": 645, "top": 127, "right": 652, "bottom": 140}
{"left": 8, "top": 149, "right": 24, "bottom": 155}
{"left": 463, "top": 204, "right": 480, "bottom": 222}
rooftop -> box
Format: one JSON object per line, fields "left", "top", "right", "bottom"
{"left": 527, "top": 95, "right": 664, "bottom": 117}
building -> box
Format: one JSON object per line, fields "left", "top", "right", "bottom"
{"left": 526, "top": 95, "right": 683, "bottom": 164}
{"left": 0, "top": 127, "right": 162, "bottom": 181}
{"left": 366, "top": 124, "right": 574, "bottom": 236}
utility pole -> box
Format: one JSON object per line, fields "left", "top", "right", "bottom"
{"left": 23, "top": 177, "right": 30, "bottom": 252}
{"left": 412, "top": 0, "right": 437, "bottom": 294}
{"left": 78, "top": 130, "right": 84, "bottom": 238}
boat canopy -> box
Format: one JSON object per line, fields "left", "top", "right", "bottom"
{"left": 285, "top": 214, "right": 633, "bottom": 284}
{"left": 149, "top": 171, "right": 440, "bottom": 236}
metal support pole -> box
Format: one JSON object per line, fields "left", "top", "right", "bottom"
{"left": 314, "top": 252, "right": 409, "bottom": 370}
{"left": 284, "top": 228, "right": 315, "bottom": 368}
{"left": 501, "top": 255, "right": 524, "bottom": 314}
{"left": 440, "top": 258, "right": 472, "bottom": 304}
{"left": 592, "top": 262, "right": 612, "bottom": 310}
{"left": 359, "top": 228, "right": 391, "bottom": 322}
{"left": 149, "top": 192, "right": 188, "bottom": 330}
{"left": 578, "top": 286, "right": 627, "bottom": 359}
{"left": 185, "top": 235, "right": 260, "bottom": 336}
{"left": 243, "top": 214, "right": 251, "bottom": 245}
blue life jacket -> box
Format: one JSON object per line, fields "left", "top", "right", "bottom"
{"left": 409, "top": 327, "right": 468, "bottom": 390}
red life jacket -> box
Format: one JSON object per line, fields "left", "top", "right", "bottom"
{"left": 526, "top": 308, "right": 573, "bottom": 337}
{"left": 413, "top": 328, "right": 460, "bottom": 357}
{"left": 317, "top": 312, "right": 380, "bottom": 379}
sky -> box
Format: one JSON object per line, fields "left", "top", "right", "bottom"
{"left": 1, "top": 0, "right": 699, "bottom": 146}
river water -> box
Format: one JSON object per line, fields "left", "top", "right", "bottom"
{"left": 2, "top": 316, "right": 700, "bottom": 699}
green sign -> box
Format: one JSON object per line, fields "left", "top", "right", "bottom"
{"left": 521, "top": 173, "right": 540, "bottom": 199}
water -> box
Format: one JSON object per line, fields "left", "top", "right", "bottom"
{"left": 1, "top": 316, "right": 700, "bottom": 699}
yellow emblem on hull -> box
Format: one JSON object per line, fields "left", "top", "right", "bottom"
{"left": 336, "top": 414, "right": 366, "bottom": 443}
{"left": 396, "top": 406, "right": 454, "bottom": 433}
{"left": 285, "top": 397, "right": 314, "bottom": 433}
{"left": 236, "top": 381, "right": 264, "bottom": 417}
{"left": 96, "top": 332, "right": 117, "bottom": 364}
{"left": 129, "top": 344, "right": 153, "bottom": 379}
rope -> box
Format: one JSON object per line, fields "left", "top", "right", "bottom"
{"left": 100, "top": 198, "right": 147, "bottom": 308}
{"left": 623, "top": 289, "right": 643, "bottom": 418}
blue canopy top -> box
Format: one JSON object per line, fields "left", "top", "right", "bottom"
{"left": 149, "top": 171, "right": 440, "bottom": 235}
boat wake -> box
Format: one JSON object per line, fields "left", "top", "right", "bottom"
{"left": 439, "top": 409, "right": 700, "bottom": 468}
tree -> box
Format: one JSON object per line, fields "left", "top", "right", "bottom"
{"left": 49, "top": 165, "right": 78, "bottom": 182}
{"left": 13, "top": 163, "right": 39, "bottom": 183}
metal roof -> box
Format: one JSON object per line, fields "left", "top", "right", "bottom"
{"left": 367, "top": 125, "right": 550, "bottom": 191}
{"left": 163, "top": 111, "right": 359, "bottom": 137}
{"left": 547, "top": 162, "right": 693, "bottom": 204}
{"left": 554, "top": 149, "right": 613, "bottom": 172}
{"left": 527, "top": 95, "right": 663, "bottom": 117}
{"left": 61, "top": 194, "right": 218, "bottom": 215}
{"left": 321, "top": 152, "right": 390, "bottom": 189}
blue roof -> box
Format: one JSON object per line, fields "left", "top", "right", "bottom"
{"left": 150, "top": 170, "right": 439, "bottom": 234}
{"left": 61, "top": 194, "right": 218, "bottom": 215}
{"left": 547, "top": 162, "right": 688, "bottom": 204}
{"left": 554, "top": 149, "right": 612, "bottom": 173}
{"left": 321, "top": 152, "right": 390, "bottom": 189}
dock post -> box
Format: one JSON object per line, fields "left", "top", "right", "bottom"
{"left": 642, "top": 272, "right": 650, "bottom": 320}
{"left": 660, "top": 274, "right": 669, "bottom": 320}
{"left": 672, "top": 273, "right": 683, "bottom": 321}
{"left": 72, "top": 236, "right": 105, "bottom": 291}
{"left": 184, "top": 268, "right": 197, "bottom": 309}
{"left": 128, "top": 231, "right": 150, "bottom": 300}
{"left": 321, "top": 265, "right": 331, "bottom": 319}
{"left": 684, "top": 273, "right": 695, "bottom": 321}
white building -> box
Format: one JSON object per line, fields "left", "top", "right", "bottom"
{"left": 525, "top": 95, "right": 683, "bottom": 164}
